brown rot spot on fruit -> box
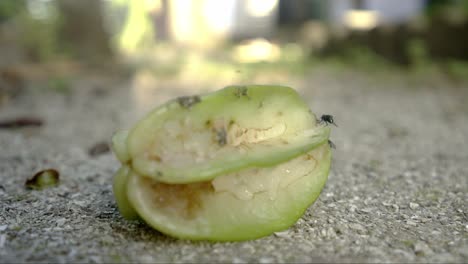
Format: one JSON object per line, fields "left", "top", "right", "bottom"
{"left": 303, "top": 154, "right": 318, "bottom": 171}
{"left": 177, "top": 95, "right": 201, "bottom": 109}
{"left": 149, "top": 154, "right": 162, "bottom": 162}
{"left": 145, "top": 178, "right": 214, "bottom": 219}
{"left": 304, "top": 154, "right": 317, "bottom": 162}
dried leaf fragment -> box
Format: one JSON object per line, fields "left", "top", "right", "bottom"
{"left": 0, "top": 117, "right": 43, "bottom": 129}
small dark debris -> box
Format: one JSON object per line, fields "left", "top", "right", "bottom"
{"left": 328, "top": 140, "right": 336, "bottom": 149}
{"left": 25, "top": 169, "right": 60, "bottom": 190}
{"left": 319, "top": 115, "right": 337, "bottom": 127}
{"left": 88, "top": 142, "right": 110, "bottom": 157}
{"left": 91, "top": 86, "right": 108, "bottom": 97}
{"left": 97, "top": 210, "right": 116, "bottom": 219}
{"left": 0, "top": 117, "right": 43, "bottom": 129}
{"left": 0, "top": 185, "right": 4, "bottom": 191}
{"left": 177, "top": 95, "right": 201, "bottom": 109}
{"left": 234, "top": 86, "right": 249, "bottom": 98}
{"left": 215, "top": 128, "right": 227, "bottom": 146}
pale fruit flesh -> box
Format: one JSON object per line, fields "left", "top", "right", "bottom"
{"left": 127, "top": 144, "right": 330, "bottom": 241}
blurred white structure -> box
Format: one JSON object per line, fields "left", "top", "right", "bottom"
{"left": 327, "top": 0, "right": 425, "bottom": 30}
{"left": 168, "top": 0, "right": 279, "bottom": 46}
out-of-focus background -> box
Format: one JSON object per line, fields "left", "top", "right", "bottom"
{"left": 1, "top": 1, "right": 467, "bottom": 263}
{"left": 1, "top": 0, "right": 468, "bottom": 99}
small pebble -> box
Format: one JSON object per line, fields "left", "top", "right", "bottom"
{"left": 410, "top": 202, "right": 420, "bottom": 210}
{"left": 274, "top": 231, "right": 290, "bottom": 238}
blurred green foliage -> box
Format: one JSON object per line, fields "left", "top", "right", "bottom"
{"left": 17, "top": 7, "right": 63, "bottom": 61}
{"left": 0, "top": 0, "right": 25, "bottom": 22}
{"left": 0, "top": 0, "right": 22, "bottom": 21}
{"left": 0, "top": 0, "right": 63, "bottom": 61}
{"left": 426, "top": 0, "right": 468, "bottom": 16}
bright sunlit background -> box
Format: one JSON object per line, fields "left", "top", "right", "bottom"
{"left": 0, "top": 0, "right": 467, "bottom": 110}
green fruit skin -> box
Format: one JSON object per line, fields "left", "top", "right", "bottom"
{"left": 111, "top": 130, "right": 130, "bottom": 164}
{"left": 111, "top": 85, "right": 332, "bottom": 241}
{"left": 126, "top": 144, "right": 331, "bottom": 241}
{"left": 126, "top": 85, "right": 330, "bottom": 184}
{"left": 112, "top": 166, "right": 139, "bottom": 220}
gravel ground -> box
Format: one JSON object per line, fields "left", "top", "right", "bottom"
{"left": 0, "top": 68, "right": 467, "bottom": 263}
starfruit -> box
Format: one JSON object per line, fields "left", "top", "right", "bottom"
{"left": 112, "top": 85, "right": 332, "bottom": 241}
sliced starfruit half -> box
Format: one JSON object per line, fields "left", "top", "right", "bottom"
{"left": 111, "top": 85, "right": 332, "bottom": 241}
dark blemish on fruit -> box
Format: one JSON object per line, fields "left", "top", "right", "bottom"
{"left": 149, "top": 154, "right": 162, "bottom": 162}
{"left": 205, "top": 120, "right": 212, "bottom": 127}
{"left": 215, "top": 128, "right": 227, "bottom": 146}
{"left": 147, "top": 179, "right": 213, "bottom": 220}
{"left": 328, "top": 139, "right": 336, "bottom": 149}
{"left": 177, "top": 96, "right": 201, "bottom": 109}
{"left": 234, "top": 86, "right": 249, "bottom": 99}
{"left": 277, "top": 111, "right": 283, "bottom": 116}
{"left": 305, "top": 154, "right": 317, "bottom": 163}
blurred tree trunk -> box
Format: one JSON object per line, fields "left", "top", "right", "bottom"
{"left": 57, "top": 0, "right": 113, "bottom": 62}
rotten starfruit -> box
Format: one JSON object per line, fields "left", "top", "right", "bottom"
{"left": 112, "top": 85, "right": 332, "bottom": 241}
